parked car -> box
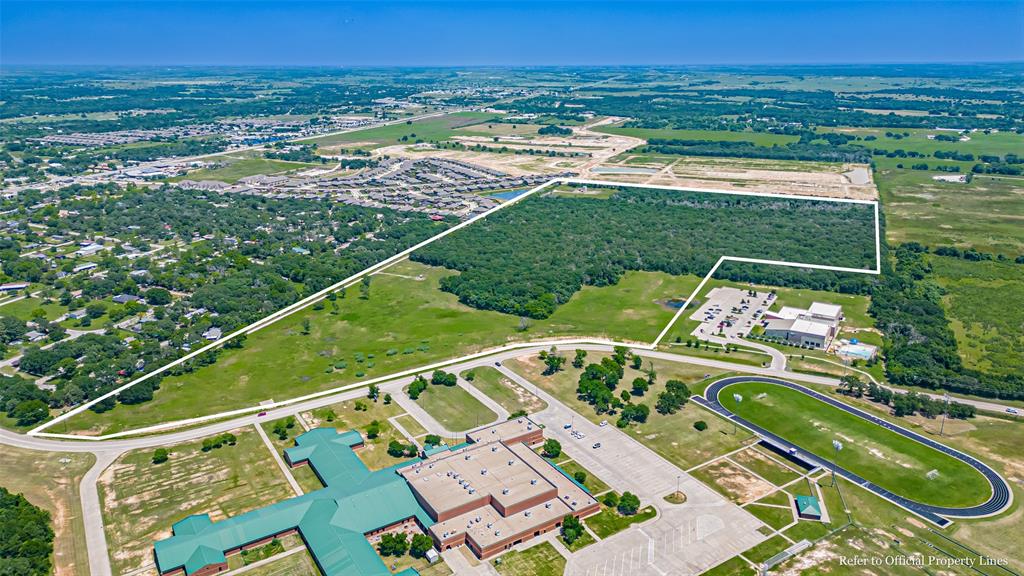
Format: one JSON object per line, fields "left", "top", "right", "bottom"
{"left": 592, "top": 443, "right": 601, "bottom": 449}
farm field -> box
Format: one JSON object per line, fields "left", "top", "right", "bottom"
{"left": 0, "top": 446, "right": 95, "bottom": 576}
{"left": 62, "top": 260, "right": 697, "bottom": 435}
{"left": 876, "top": 169, "right": 1024, "bottom": 254}
{"left": 300, "top": 112, "right": 498, "bottom": 148}
{"left": 929, "top": 254, "right": 1024, "bottom": 375}
{"left": 821, "top": 127, "right": 1024, "bottom": 158}
{"left": 717, "top": 381, "right": 992, "bottom": 508}
{"left": 97, "top": 427, "right": 295, "bottom": 575}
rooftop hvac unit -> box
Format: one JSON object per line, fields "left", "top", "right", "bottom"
{"left": 481, "top": 468, "right": 488, "bottom": 475}
{"left": 508, "top": 460, "right": 514, "bottom": 466}
{"left": 530, "top": 479, "right": 537, "bottom": 485}
{"left": 487, "top": 523, "right": 493, "bottom": 529}
{"left": 502, "top": 488, "right": 509, "bottom": 495}
{"left": 491, "top": 446, "right": 498, "bottom": 452}
{"left": 545, "top": 503, "right": 552, "bottom": 509}
{"left": 525, "top": 511, "right": 531, "bottom": 517}
{"left": 495, "top": 530, "right": 501, "bottom": 537}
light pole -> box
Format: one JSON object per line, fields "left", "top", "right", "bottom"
{"left": 676, "top": 474, "right": 681, "bottom": 497}
{"left": 939, "top": 393, "right": 949, "bottom": 436}
{"left": 732, "top": 394, "right": 743, "bottom": 435}
{"left": 831, "top": 439, "right": 843, "bottom": 487}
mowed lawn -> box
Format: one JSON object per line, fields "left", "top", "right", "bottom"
{"left": 66, "top": 260, "right": 698, "bottom": 435}
{"left": 492, "top": 541, "right": 565, "bottom": 576}
{"left": 1, "top": 446, "right": 95, "bottom": 576}
{"left": 168, "top": 156, "right": 318, "bottom": 183}
{"left": 464, "top": 366, "right": 547, "bottom": 415}
{"left": 507, "top": 353, "right": 751, "bottom": 470}
{"left": 718, "top": 381, "right": 992, "bottom": 508}
{"left": 410, "top": 383, "right": 498, "bottom": 433}
{"left": 98, "top": 427, "right": 294, "bottom": 575}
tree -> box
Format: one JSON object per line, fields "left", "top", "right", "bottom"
{"left": 543, "top": 351, "right": 566, "bottom": 375}
{"left": 152, "top": 448, "right": 169, "bottom": 464}
{"left": 612, "top": 346, "right": 629, "bottom": 366}
{"left": 359, "top": 276, "right": 372, "bottom": 300}
{"left": 410, "top": 533, "right": 434, "bottom": 558}
{"left": 693, "top": 420, "right": 708, "bottom": 432}
{"left": 543, "top": 438, "right": 562, "bottom": 458}
{"left": 431, "top": 370, "right": 457, "bottom": 387}
{"left": 839, "top": 375, "right": 866, "bottom": 397}
{"left": 367, "top": 383, "right": 380, "bottom": 401}
{"left": 560, "top": 514, "right": 583, "bottom": 545}
{"left": 11, "top": 400, "right": 49, "bottom": 426}
{"left": 602, "top": 492, "right": 619, "bottom": 507}
{"left": 655, "top": 379, "right": 691, "bottom": 415}
{"left": 366, "top": 420, "right": 381, "bottom": 439}
{"left": 301, "top": 318, "right": 311, "bottom": 335}
{"left": 631, "top": 377, "right": 649, "bottom": 397}
{"left": 630, "top": 354, "right": 643, "bottom": 370}
{"left": 378, "top": 532, "right": 408, "bottom": 556}
{"left": 383, "top": 393, "right": 392, "bottom": 405}
{"left": 572, "top": 349, "right": 587, "bottom": 369}
{"left": 0, "top": 487, "right": 54, "bottom": 576}
{"left": 144, "top": 287, "right": 172, "bottom": 305}
{"left": 388, "top": 440, "right": 409, "bottom": 457}
{"left": 573, "top": 471, "right": 587, "bottom": 485}
{"left": 408, "top": 376, "right": 428, "bottom": 399}
{"left": 617, "top": 492, "right": 641, "bottom": 515}
{"left": 84, "top": 302, "right": 107, "bottom": 319}
{"left": 424, "top": 434, "right": 442, "bottom": 447}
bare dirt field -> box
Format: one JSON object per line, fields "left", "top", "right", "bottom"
{"left": 587, "top": 154, "right": 878, "bottom": 200}
{"left": 692, "top": 459, "right": 777, "bottom": 504}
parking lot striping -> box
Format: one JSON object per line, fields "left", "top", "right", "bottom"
{"left": 31, "top": 177, "right": 879, "bottom": 438}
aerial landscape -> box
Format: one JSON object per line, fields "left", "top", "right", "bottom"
{"left": 0, "top": 1, "right": 1022, "bottom": 576}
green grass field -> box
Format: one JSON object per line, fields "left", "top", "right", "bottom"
{"left": 98, "top": 428, "right": 295, "bottom": 575}
{"left": 592, "top": 124, "right": 800, "bottom": 146}
{"left": 585, "top": 500, "right": 657, "bottom": 539}
{"left": 300, "top": 112, "right": 499, "bottom": 148}
{"left": 506, "top": 354, "right": 749, "bottom": 469}
{"left": 554, "top": 457, "right": 611, "bottom": 495}
{"left": 492, "top": 542, "right": 565, "bottom": 576}
{"left": 929, "top": 254, "right": 1023, "bottom": 375}
{"left": 820, "top": 127, "right": 1024, "bottom": 159}
{"left": 877, "top": 169, "right": 1024, "bottom": 254}
{"left": 64, "top": 260, "right": 699, "bottom": 435}
{"left": 744, "top": 503, "right": 794, "bottom": 531}
{"left": 169, "top": 156, "right": 318, "bottom": 183}
{"left": 1, "top": 447, "right": 94, "bottom": 576}
{"left": 0, "top": 296, "right": 67, "bottom": 321}
{"left": 719, "top": 381, "right": 992, "bottom": 508}
{"left": 410, "top": 383, "right": 498, "bottom": 433}
{"left": 463, "top": 366, "right": 546, "bottom": 415}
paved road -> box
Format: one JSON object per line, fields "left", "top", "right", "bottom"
{"left": 1, "top": 344, "right": 1018, "bottom": 576}
{"left": 697, "top": 376, "right": 1013, "bottom": 527}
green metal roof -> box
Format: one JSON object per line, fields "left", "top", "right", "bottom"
{"left": 154, "top": 428, "right": 432, "bottom": 576}
{"left": 795, "top": 495, "right": 821, "bottom": 516}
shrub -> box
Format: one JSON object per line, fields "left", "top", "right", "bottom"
{"left": 693, "top": 420, "right": 708, "bottom": 432}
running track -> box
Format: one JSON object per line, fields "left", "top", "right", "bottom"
{"left": 694, "top": 376, "right": 1012, "bottom": 527}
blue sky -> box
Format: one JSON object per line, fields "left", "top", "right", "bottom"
{"left": 2, "top": 1, "right": 1022, "bottom": 66}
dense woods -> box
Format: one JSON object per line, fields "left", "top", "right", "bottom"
{"left": 413, "top": 187, "right": 876, "bottom": 318}
{"left": 0, "top": 487, "right": 54, "bottom": 576}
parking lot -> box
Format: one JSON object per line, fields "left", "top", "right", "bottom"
{"left": 688, "top": 286, "right": 775, "bottom": 339}
{"left": 495, "top": 366, "right": 768, "bottom": 576}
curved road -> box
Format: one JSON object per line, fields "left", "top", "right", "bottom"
{"left": 1, "top": 346, "right": 1018, "bottom": 575}
{"left": 695, "top": 376, "right": 1013, "bottom": 527}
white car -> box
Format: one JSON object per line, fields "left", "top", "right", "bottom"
{"left": 599, "top": 420, "right": 608, "bottom": 427}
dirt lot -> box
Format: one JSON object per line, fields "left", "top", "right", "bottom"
{"left": 589, "top": 154, "right": 878, "bottom": 200}
{"left": 692, "top": 459, "right": 777, "bottom": 504}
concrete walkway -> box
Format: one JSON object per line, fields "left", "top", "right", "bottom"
{"left": 254, "top": 423, "right": 303, "bottom": 496}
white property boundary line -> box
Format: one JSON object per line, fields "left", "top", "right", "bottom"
{"left": 31, "top": 178, "right": 880, "bottom": 439}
